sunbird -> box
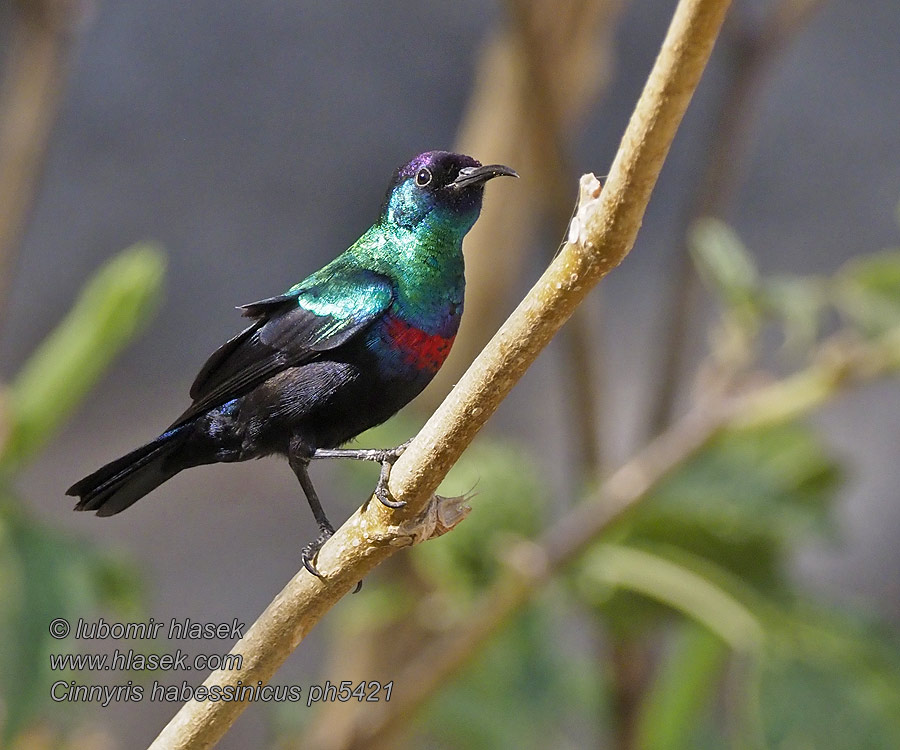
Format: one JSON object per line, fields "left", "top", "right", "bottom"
{"left": 68, "top": 151, "right": 517, "bottom": 577}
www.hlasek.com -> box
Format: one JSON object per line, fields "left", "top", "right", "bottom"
{"left": 51, "top": 648, "right": 243, "bottom": 672}
{"left": 48, "top": 617, "right": 393, "bottom": 707}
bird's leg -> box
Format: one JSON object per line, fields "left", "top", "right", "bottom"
{"left": 290, "top": 443, "right": 363, "bottom": 592}
{"left": 312, "top": 439, "right": 412, "bottom": 464}
{"left": 289, "top": 449, "right": 335, "bottom": 580}
{"left": 313, "top": 439, "right": 412, "bottom": 509}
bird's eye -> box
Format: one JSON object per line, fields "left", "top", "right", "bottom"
{"left": 415, "top": 167, "right": 432, "bottom": 187}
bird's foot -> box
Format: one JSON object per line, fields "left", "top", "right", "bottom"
{"left": 301, "top": 522, "right": 335, "bottom": 580}
{"left": 300, "top": 523, "right": 363, "bottom": 592}
{"left": 309, "top": 440, "right": 411, "bottom": 508}
{"left": 374, "top": 440, "right": 412, "bottom": 509}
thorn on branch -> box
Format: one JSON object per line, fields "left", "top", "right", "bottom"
{"left": 387, "top": 493, "right": 472, "bottom": 547}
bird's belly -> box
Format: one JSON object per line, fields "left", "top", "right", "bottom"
{"left": 198, "top": 361, "right": 364, "bottom": 459}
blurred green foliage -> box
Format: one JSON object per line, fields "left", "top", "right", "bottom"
{"left": 6, "top": 213, "right": 899, "bottom": 748}
{"left": 298, "top": 216, "right": 900, "bottom": 749}
{"left": 690, "top": 217, "right": 900, "bottom": 359}
{"left": 0, "top": 245, "right": 163, "bottom": 745}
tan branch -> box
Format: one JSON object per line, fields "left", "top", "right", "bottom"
{"left": 148, "top": 1, "right": 732, "bottom": 746}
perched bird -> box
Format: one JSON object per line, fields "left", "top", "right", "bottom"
{"left": 68, "top": 151, "right": 517, "bottom": 577}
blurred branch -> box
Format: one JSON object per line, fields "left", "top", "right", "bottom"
{"left": 503, "top": 5, "right": 633, "bottom": 743}
{"left": 504, "top": 0, "right": 579, "bottom": 220}
{"left": 148, "top": 0, "right": 732, "bottom": 746}
{"left": 337, "top": 326, "right": 900, "bottom": 749}
{"left": 0, "top": 0, "right": 81, "bottom": 322}
{"left": 505, "top": 0, "right": 623, "bottom": 474}
{"left": 645, "top": 0, "right": 829, "bottom": 436}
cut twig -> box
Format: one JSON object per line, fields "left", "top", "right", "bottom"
{"left": 148, "top": 1, "right": 732, "bottom": 746}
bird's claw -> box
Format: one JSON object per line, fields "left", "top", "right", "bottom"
{"left": 366, "top": 439, "right": 413, "bottom": 466}
{"left": 300, "top": 524, "right": 363, "bottom": 592}
{"left": 301, "top": 524, "right": 335, "bottom": 580}
{"left": 374, "top": 442, "right": 411, "bottom": 508}
{"left": 376, "top": 484, "right": 406, "bottom": 508}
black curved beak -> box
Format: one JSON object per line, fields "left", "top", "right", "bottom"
{"left": 451, "top": 164, "right": 519, "bottom": 189}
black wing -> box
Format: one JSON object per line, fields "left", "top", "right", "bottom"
{"left": 170, "top": 268, "right": 394, "bottom": 427}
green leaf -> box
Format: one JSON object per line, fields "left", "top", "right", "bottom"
{"left": 582, "top": 543, "right": 900, "bottom": 748}
{"left": 833, "top": 250, "right": 900, "bottom": 336}
{"left": 578, "top": 544, "right": 765, "bottom": 651}
{"left": 585, "top": 423, "right": 840, "bottom": 640}
{"left": 690, "top": 218, "right": 760, "bottom": 310}
{"left": 636, "top": 623, "right": 730, "bottom": 750}
{"left": 619, "top": 423, "right": 840, "bottom": 597}
{"left": 1, "top": 244, "right": 166, "bottom": 473}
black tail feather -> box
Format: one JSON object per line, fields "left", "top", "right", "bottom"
{"left": 67, "top": 426, "right": 189, "bottom": 516}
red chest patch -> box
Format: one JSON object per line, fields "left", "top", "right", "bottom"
{"left": 384, "top": 316, "right": 455, "bottom": 372}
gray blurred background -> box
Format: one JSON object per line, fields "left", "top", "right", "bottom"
{"left": 2, "top": 0, "right": 899, "bottom": 746}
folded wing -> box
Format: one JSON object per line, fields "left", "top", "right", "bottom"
{"left": 171, "top": 267, "right": 394, "bottom": 427}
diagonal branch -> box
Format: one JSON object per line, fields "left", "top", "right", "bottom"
{"left": 302, "top": 7, "right": 624, "bottom": 743}
{"left": 148, "top": 0, "right": 733, "bottom": 747}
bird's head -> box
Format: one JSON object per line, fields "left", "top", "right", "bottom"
{"left": 381, "top": 151, "right": 517, "bottom": 234}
